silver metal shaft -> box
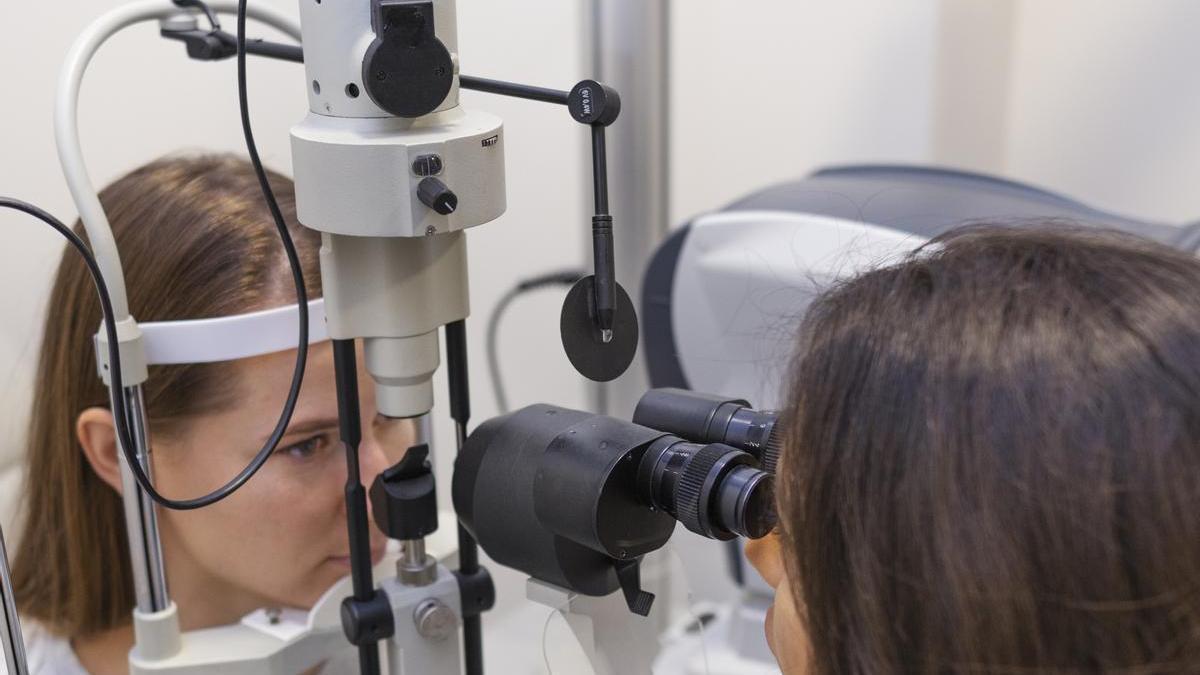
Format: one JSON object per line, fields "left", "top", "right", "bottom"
{"left": 0, "top": 525, "right": 28, "bottom": 675}
{"left": 402, "top": 539, "right": 427, "bottom": 568}
{"left": 586, "top": 0, "right": 672, "bottom": 418}
{"left": 113, "top": 385, "right": 170, "bottom": 613}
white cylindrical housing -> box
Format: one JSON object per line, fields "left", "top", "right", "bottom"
{"left": 292, "top": 111, "right": 506, "bottom": 238}
{"left": 293, "top": 0, "right": 504, "bottom": 419}
{"left": 319, "top": 232, "right": 470, "bottom": 418}
{"left": 365, "top": 333, "right": 441, "bottom": 417}
{"left": 131, "top": 604, "right": 182, "bottom": 663}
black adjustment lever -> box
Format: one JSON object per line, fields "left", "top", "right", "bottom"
{"left": 614, "top": 559, "right": 655, "bottom": 617}
{"left": 559, "top": 81, "right": 639, "bottom": 383}
{"left": 161, "top": 26, "right": 303, "bottom": 63}
{"left": 454, "top": 74, "right": 640, "bottom": 383}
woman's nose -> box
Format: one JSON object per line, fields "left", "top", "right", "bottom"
{"left": 358, "top": 438, "right": 393, "bottom": 515}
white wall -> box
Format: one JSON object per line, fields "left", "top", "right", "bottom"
{"left": 669, "top": 0, "right": 943, "bottom": 224}
{"left": 669, "top": 0, "right": 1200, "bottom": 228}
{"left": 1004, "top": 0, "right": 1200, "bottom": 224}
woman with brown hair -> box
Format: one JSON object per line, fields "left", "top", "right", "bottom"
{"left": 747, "top": 225, "right": 1200, "bottom": 673}
{"left": 8, "top": 154, "right": 414, "bottom": 674}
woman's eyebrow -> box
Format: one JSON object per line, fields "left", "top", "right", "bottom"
{"left": 260, "top": 417, "right": 341, "bottom": 444}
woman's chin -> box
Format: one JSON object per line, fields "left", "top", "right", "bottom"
{"left": 326, "top": 545, "right": 387, "bottom": 571}
{"left": 764, "top": 603, "right": 777, "bottom": 658}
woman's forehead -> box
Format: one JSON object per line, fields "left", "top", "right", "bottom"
{"left": 187, "top": 344, "right": 343, "bottom": 438}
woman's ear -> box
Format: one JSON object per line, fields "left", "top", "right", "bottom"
{"left": 77, "top": 407, "right": 123, "bottom": 494}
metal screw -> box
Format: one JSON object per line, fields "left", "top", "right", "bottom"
{"left": 414, "top": 599, "right": 458, "bottom": 641}
{"left": 425, "top": 225, "right": 437, "bottom": 236}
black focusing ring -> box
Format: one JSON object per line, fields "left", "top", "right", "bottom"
{"left": 674, "top": 444, "right": 729, "bottom": 536}
{"left": 762, "top": 428, "right": 783, "bottom": 474}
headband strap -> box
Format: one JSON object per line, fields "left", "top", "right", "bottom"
{"left": 140, "top": 298, "right": 328, "bottom": 365}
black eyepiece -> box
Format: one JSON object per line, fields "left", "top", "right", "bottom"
{"left": 633, "top": 388, "right": 782, "bottom": 473}
{"left": 637, "top": 438, "right": 774, "bottom": 540}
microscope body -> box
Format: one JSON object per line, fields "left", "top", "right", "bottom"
{"left": 291, "top": 0, "right": 506, "bottom": 419}
{"left": 291, "top": 1, "right": 501, "bottom": 672}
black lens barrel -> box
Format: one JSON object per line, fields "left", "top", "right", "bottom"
{"left": 636, "top": 437, "right": 774, "bottom": 540}
{"left": 634, "top": 388, "right": 781, "bottom": 472}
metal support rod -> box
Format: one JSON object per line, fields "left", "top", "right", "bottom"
{"left": 159, "top": 26, "right": 305, "bottom": 63}
{"left": 332, "top": 339, "right": 382, "bottom": 675}
{"left": 0, "top": 525, "right": 28, "bottom": 675}
{"left": 112, "top": 385, "right": 170, "bottom": 614}
{"left": 215, "top": 31, "right": 302, "bottom": 61}
{"left": 460, "top": 75, "right": 569, "bottom": 105}
{"left": 401, "top": 539, "right": 427, "bottom": 569}
{"left": 586, "top": 0, "right": 671, "bottom": 417}
{"left": 446, "top": 320, "right": 484, "bottom": 675}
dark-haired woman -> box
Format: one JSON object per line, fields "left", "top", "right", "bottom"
{"left": 749, "top": 226, "right": 1200, "bottom": 673}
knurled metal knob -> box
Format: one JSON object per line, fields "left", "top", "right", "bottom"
{"left": 414, "top": 599, "right": 459, "bottom": 641}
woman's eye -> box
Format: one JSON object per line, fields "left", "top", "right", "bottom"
{"left": 279, "top": 435, "right": 325, "bottom": 461}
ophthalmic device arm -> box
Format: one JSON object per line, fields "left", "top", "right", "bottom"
{"left": 159, "top": 4, "right": 640, "bottom": 674}
{"left": 161, "top": 19, "right": 638, "bottom": 383}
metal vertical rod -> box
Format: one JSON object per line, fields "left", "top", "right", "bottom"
{"left": 445, "top": 320, "right": 484, "bottom": 675}
{"left": 113, "top": 385, "right": 170, "bottom": 614}
{"left": 332, "top": 339, "right": 382, "bottom": 675}
{"left": 0, "top": 525, "right": 28, "bottom": 675}
{"left": 586, "top": 0, "right": 672, "bottom": 417}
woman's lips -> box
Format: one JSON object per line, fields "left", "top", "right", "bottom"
{"left": 329, "top": 546, "right": 387, "bottom": 568}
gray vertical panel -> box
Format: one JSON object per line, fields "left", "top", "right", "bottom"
{"left": 586, "top": 0, "right": 671, "bottom": 417}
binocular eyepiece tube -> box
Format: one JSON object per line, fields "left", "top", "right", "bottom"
{"left": 452, "top": 389, "right": 778, "bottom": 614}
{"left": 640, "top": 436, "right": 776, "bottom": 541}
{"left": 634, "top": 388, "right": 782, "bottom": 474}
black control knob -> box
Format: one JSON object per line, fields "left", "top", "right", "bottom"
{"left": 418, "top": 177, "right": 458, "bottom": 215}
